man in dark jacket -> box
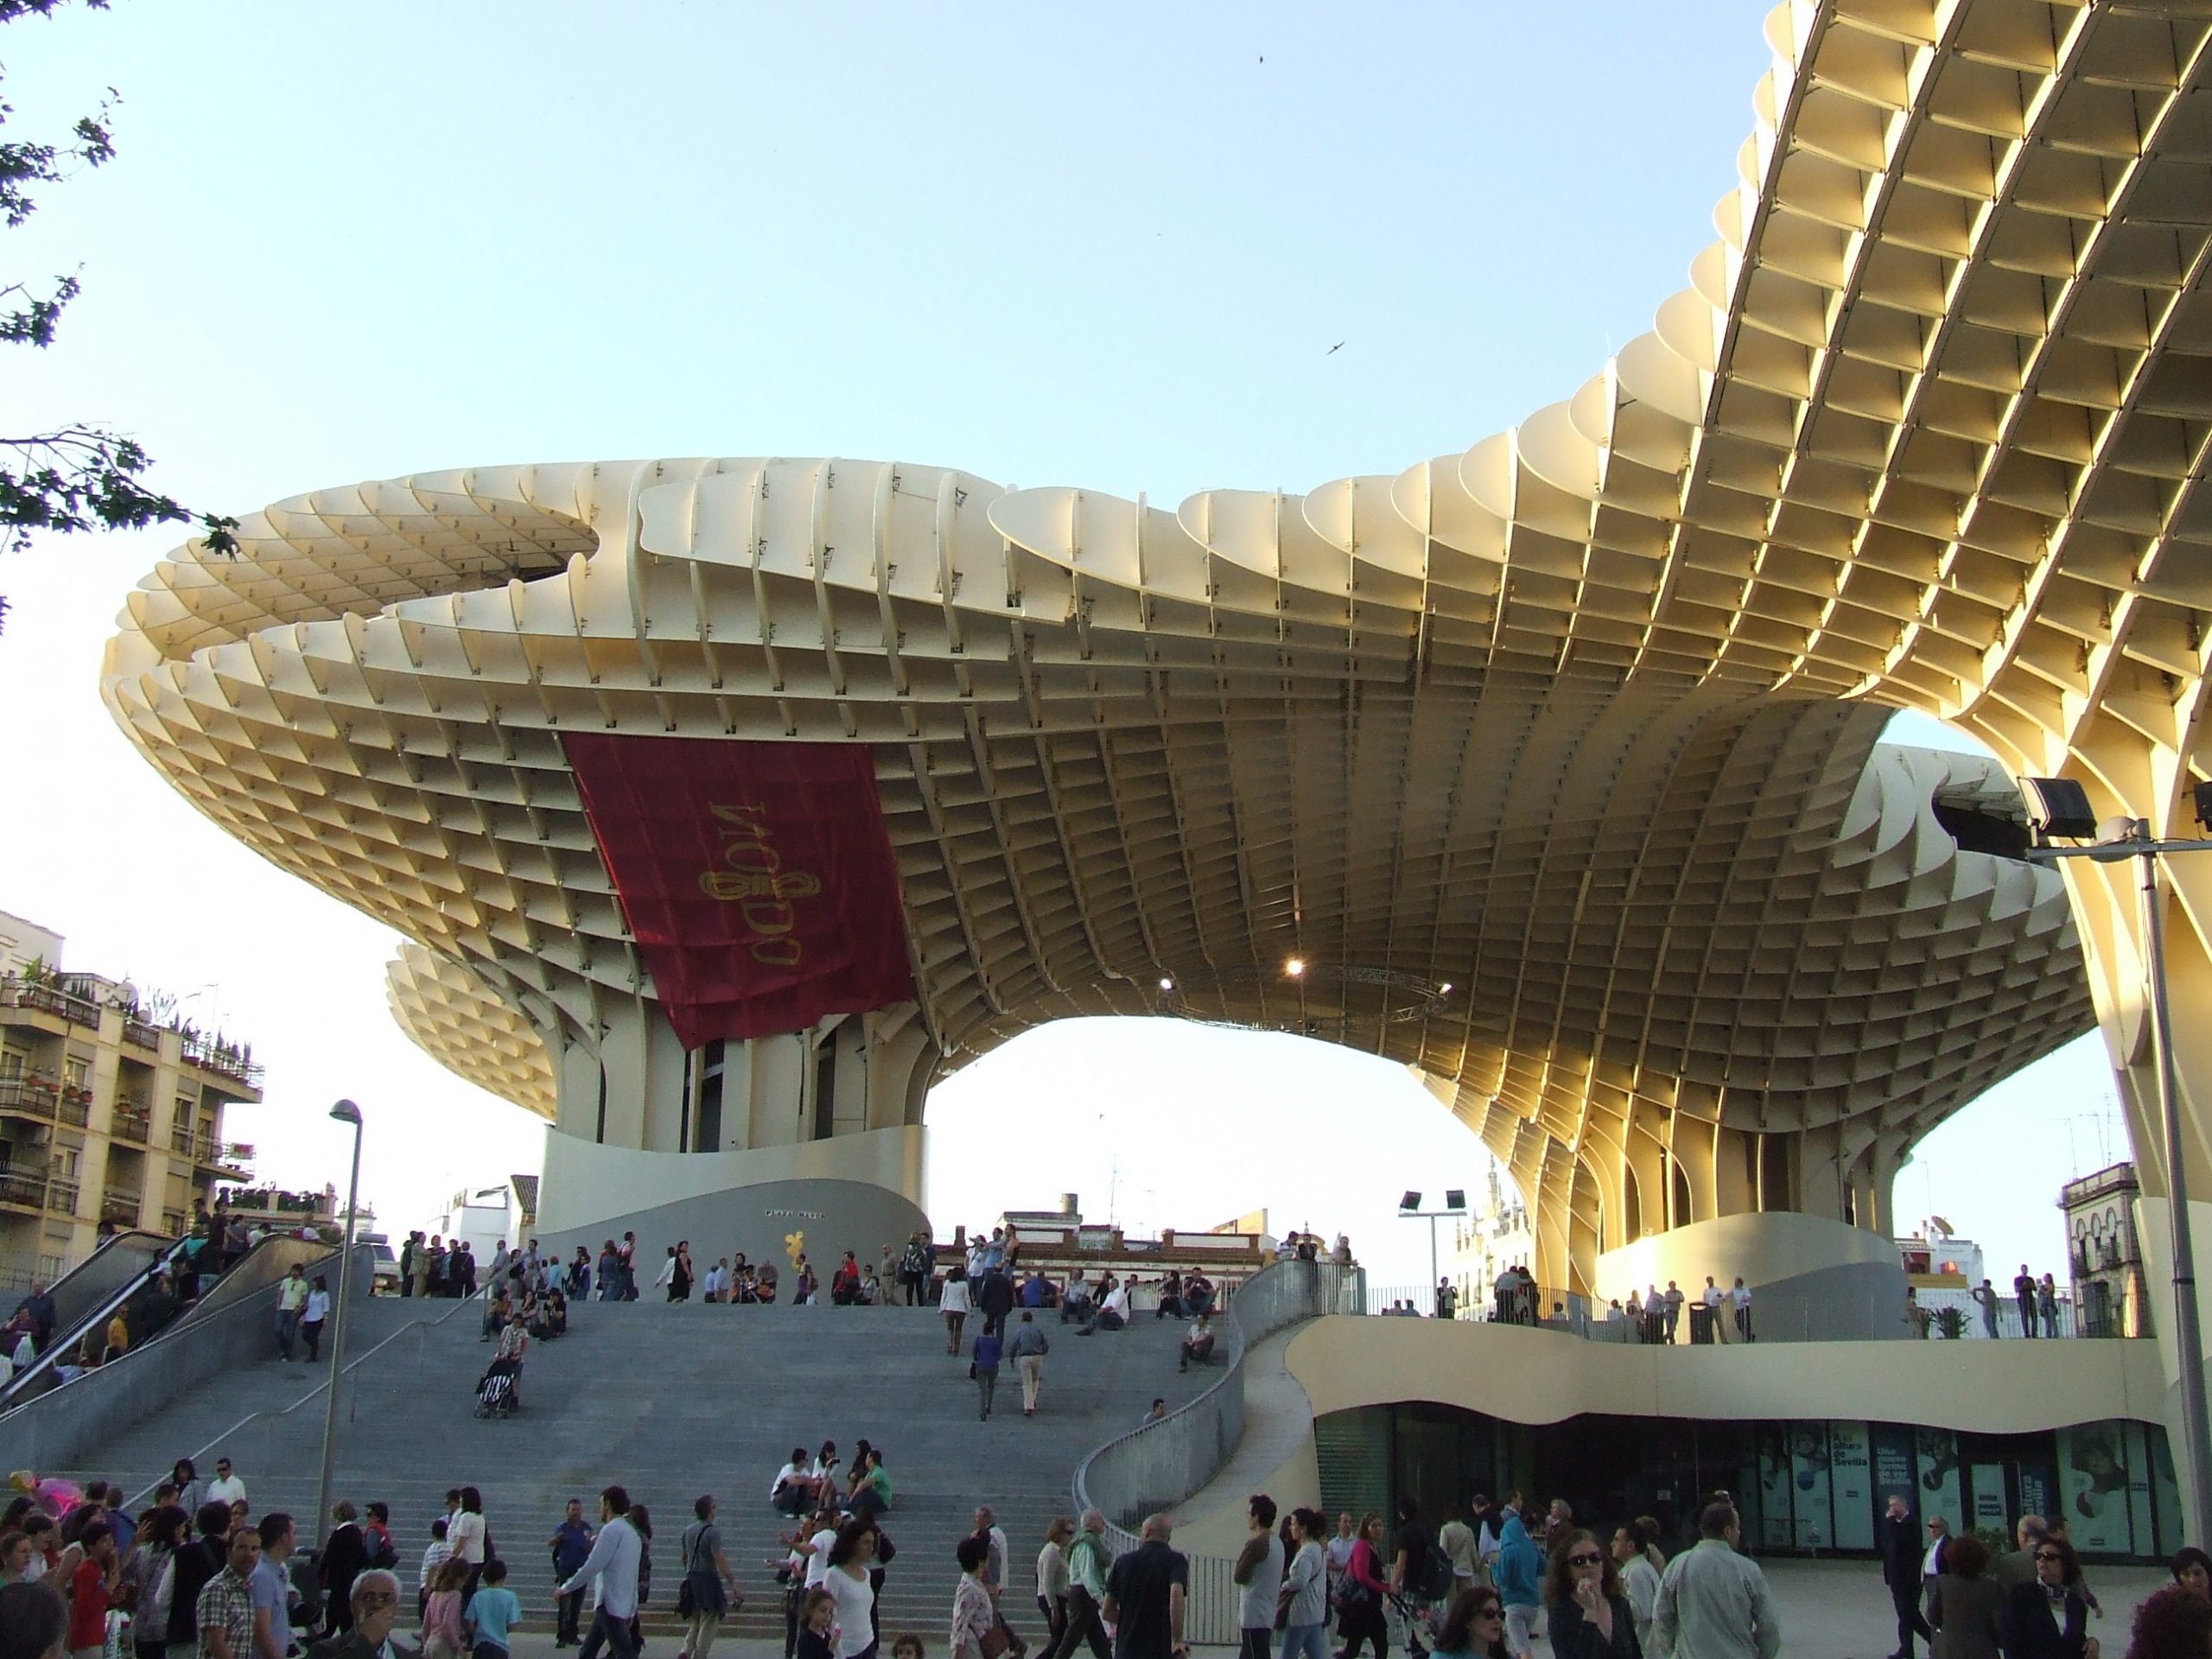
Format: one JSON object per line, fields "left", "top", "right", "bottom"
{"left": 976, "top": 1264, "right": 1015, "bottom": 1337}
{"left": 168, "top": 1502, "right": 234, "bottom": 1648}
{"left": 1879, "top": 1493, "right": 1932, "bottom": 1659}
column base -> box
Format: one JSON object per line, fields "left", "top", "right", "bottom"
{"left": 531, "top": 1123, "right": 930, "bottom": 1277}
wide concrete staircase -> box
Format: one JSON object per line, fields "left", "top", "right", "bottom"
{"left": 57, "top": 1295, "right": 1211, "bottom": 1643}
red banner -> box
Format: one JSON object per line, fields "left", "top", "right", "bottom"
{"left": 563, "top": 734, "right": 913, "bottom": 1047}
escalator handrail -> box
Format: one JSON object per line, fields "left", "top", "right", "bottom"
{"left": 0, "top": 1230, "right": 208, "bottom": 1407}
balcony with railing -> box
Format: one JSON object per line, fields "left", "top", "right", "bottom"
{"left": 56, "top": 1089, "right": 90, "bottom": 1128}
{"left": 0, "top": 1169, "right": 44, "bottom": 1209}
{"left": 46, "top": 1177, "right": 79, "bottom": 1215}
{"left": 0, "top": 1076, "right": 59, "bottom": 1121}
{"left": 121, "top": 1016, "right": 162, "bottom": 1052}
{"left": 188, "top": 1134, "right": 251, "bottom": 1176}
{"left": 112, "top": 1095, "right": 151, "bottom": 1145}
{"left": 179, "top": 1031, "right": 263, "bottom": 1089}
{"left": 100, "top": 1186, "right": 141, "bottom": 1227}
{"left": 169, "top": 1121, "right": 197, "bottom": 1157}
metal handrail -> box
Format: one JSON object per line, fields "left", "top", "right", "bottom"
{"left": 1072, "top": 1260, "right": 1359, "bottom": 1535}
{"left": 124, "top": 1270, "right": 486, "bottom": 1507}
{"left": 0, "top": 1232, "right": 195, "bottom": 1408}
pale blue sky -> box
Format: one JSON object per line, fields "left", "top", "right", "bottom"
{"left": 0, "top": 3, "right": 2123, "bottom": 1288}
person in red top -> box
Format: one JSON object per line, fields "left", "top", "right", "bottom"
{"left": 67, "top": 1517, "right": 118, "bottom": 1659}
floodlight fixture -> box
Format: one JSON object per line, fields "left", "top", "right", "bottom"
{"left": 2020, "top": 777, "right": 2099, "bottom": 840}
{"left": 1445, "top": 1188, "right": 1467, "bottom": 1211}
{"left": 1400, "top": 1190, "right": 1421, "bottom": 1212}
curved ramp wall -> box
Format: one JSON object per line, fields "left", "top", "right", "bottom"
{"left": 1593, "top": 1211, "right": 1913, "bottom": 1341}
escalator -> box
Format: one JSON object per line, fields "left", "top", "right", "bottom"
{"left": 0, "top": 1228, "right": 192, "bottom": 1408}
{"left": 0, "top": 1232, "right": 330, "bottom": 1413}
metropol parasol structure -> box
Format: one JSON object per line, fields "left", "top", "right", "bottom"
{"left": 104, "top": 0, "right": 2208, "bottom": 1355}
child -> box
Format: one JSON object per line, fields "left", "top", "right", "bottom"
{"left": 464, "top": 1557, "right": 521, "bottom": 1659}
{"left": 891, "top": 1635, "right": 927, "bottom": 1659}
{"left": 419, "top": 1516, "right": 451, "bottom": 1623}
{"left": 798, "top": 1586, "right": 836, "bottom": 1659}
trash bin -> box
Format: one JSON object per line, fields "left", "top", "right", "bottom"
{"left": 1688, "top": 1302, "right": 1716, "bottom": 1345}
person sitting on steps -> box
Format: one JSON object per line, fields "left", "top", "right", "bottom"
{"left": 1179, "top": 1313, "right": 1216, "bottom": 1372}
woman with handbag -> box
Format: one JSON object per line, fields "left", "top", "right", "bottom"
{"left": 1338, "top": 1514, "right": 1391, "bottom": 1659}
{"left": 825, "top": 1521, "right": 880, "bottom": 1659}
{"left": 676, "top": 1495, "right": 740, "bottom": 1659}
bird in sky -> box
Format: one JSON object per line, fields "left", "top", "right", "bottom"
{"left": 1325, "top": 341, "right": 1344, "bottom": 355}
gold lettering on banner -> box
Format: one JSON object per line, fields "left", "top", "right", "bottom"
{"left": 700, "top": 802, "right": 820, "bottom": 966}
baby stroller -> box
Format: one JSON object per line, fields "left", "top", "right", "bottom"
{"left": 474, "top": 1355, "right": 520, "bottom": 1418}
{"left": 1385, "top": 1587, "right": 1442, "bottom": 1658}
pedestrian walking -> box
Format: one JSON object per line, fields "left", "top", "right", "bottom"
{"left": 1008, "top": 1314, "right": 1049, "bottom": 1417}
{"left": 1972, "top": 1281, "right": 2001, "bottom": 1338}
{"left": 1232, "top": 1497, "right": 1284, "bottom": 1659}
{"left": 1037, "top": 1518, "right": 1073, "bottom": 1659}
{"left": 1338, "top": 1514, "right": 1391, "bottom": 1659}
{"left": 1101, "top": 1513, "right": 1190, "bottom": 1659}
{"left": 677, "top": 1494, "right": 739, "bottom": 1659}
{"left": 1046, "top": 1512, "right": 1112, "bottom": 1659}
{"left": 1278, "top": 1510, "right": 1329, "bottom": 1659}
{"left": 1652, "top": 1503, "right": 1780, "bottom": 1659}
{"left": 1925, "top": 1535, "right": 2002, "bottom": 1659}
{"left": 971, "top": 1328, "right": 1002, "bottom": 1421}
{"left": 1542, "top": 1529, "right": 1636, "bottom": 1659}
{"left": 951, "top": 1538, "right": 996, "bottom": 1659}
{"left": 550, "top": 1498, "right": 594, "bottom": 1649}
{"left": 558, "top": 1487, "right": 643, "bottom": 1659}
{"left": 301, "top": 1277, "right": 332, "bottom": 1363}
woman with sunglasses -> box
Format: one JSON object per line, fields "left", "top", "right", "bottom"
{"left": 1429, "top": 1587, "right": 1510, "bottom": 1659}
{"left": 1542, "top": 1529, "right": 1639, "bottom": 1659}
{"left": 2000, "top": 1534, "right": 2098, "bottom": 1659}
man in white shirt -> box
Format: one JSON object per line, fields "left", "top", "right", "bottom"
{"left": 972, "top": 1506, "right": 1008, "bottom": 1592}
{"left": 207, "top": 1458, "right": 247, "bottom": 1508}
{"left": 1701, "top": 1277, "right": 1726, "bottom": 1344}
{"left": 558, "top": 1484, "right": 644, "bottom": 1659}
{"left": 1731, "top": 1279, "right": 1753, "bottom": 1341}
{"left": 276, "top": 1264, "right": 309, "bottom": 1361}
{"left": 802, "top": 1509, "right": 840, "bottom": 1591}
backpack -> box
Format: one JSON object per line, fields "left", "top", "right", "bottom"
{"left": 365, "top": 1528, "right": 398, "bottom": 1572}
{"left": 1420, "top": 1541, "right": 1456, "bottom": 1601}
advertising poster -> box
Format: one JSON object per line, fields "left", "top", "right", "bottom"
{"left": 1971, "top": 1464, "right": 2009, "bottom": 1536}
{"left": 1916, "top": 1427, "right": 1962, "bottom": 1534}
{"left": 2152, "top": 1429, "right": 2183, "bottom": 1552}
{"left": 1758, "top": 1430, "right": 1792, "bottom": 1549}
{"left": 2056, "top": 1423, "right": 2133, "bottom": 1553}
{"left": 1790, "top": 1424, "right": 1834, "bottom": 1549}
{"left": 1830, "top": 1423, "right": 1874, "bottom": 1549}
{"left": 2125, "top": 1422, "right": 2157, "bottom": 1554}
{"left": 1873, "top": 1426, "right": 1917, "bottom": 1513}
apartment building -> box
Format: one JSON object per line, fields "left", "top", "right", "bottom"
{"left": 0, "top": 910, "right": 262, "bottom": 1289}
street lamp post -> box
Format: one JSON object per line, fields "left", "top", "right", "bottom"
{"left": 313, "top": 1098, "right": 365, "bottom": 1549}
{"left": 2023, "top": 779, "right": 2212, "bottom": 1543}
{"left": 1398, "top": 1190, "right": 1469, "bottom": 1314}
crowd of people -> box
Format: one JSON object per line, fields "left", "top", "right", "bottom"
{"left": 9, "top": 1446, "right": 2212, "bottom": 1659}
